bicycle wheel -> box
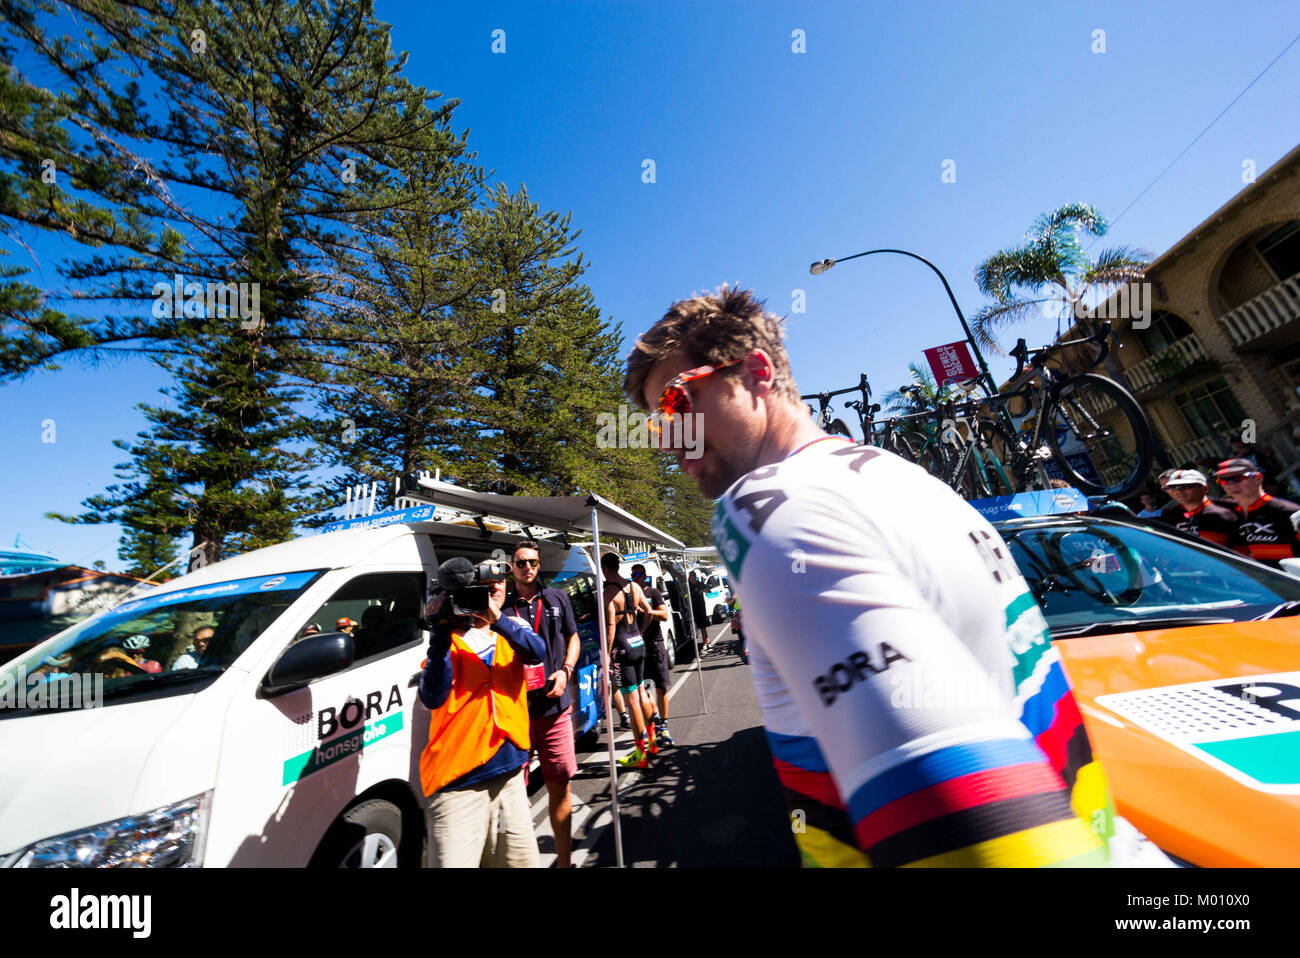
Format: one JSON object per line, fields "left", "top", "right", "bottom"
{"left": 975, "top": 419, "right": 1021, "bottom": 495}
{"left": 915, "top": 435, "right": 954, "bottom": 482}
{"left": 1045, "top": 373, "right": 1154, "bottom": 498}
{"left": 881, "top": 428, "right": 917, "bottom": 462}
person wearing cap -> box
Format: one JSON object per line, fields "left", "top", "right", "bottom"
{"left": 1215, "top": 459, "right": 1300, "bottom": 568}
{"left": 417, "top": 560, "right": 547, "bottom": 868}
{"left": 1157, "top": 470, "right": 1239, "bottom": 547}
{"left": 335, "top": 617, "right": 356, "bottom": 636}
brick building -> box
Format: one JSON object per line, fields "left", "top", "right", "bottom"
{"left": 1081, "top": 142, "right": 1300, "bottom": 494}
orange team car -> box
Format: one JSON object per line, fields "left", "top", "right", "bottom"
{"left": 993, "top": 506, "right": 1300, "bottom": 867}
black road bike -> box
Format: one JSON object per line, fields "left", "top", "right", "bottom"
{"left": 805, "top": 322, "right": 1154, "bottom": 499}
{"left": 976, "top": 322, "right": 1154, "bottom": 498}
{"left": 801, "top": 374, "right": 878, "bottom": 442}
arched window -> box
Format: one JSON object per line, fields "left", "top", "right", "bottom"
{"left": 1136, "top": 310, "right": 1193, "bottom": 355}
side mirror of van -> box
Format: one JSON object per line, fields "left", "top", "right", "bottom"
{"left": 263, "top": 632, "right": 356, "bottom": 696}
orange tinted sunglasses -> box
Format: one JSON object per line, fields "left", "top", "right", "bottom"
{"left": 656, "top": 359, "right": 742, "bottom": 420}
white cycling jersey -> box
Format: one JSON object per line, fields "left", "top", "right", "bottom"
{"left": 712, "top": 435, "right": 1112, "bottom": 867}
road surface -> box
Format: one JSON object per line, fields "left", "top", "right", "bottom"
{"left": 525, "top": 622, "right": 800, "bottom": 868}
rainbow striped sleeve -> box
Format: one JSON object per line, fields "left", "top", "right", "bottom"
{"left": 846, "top": 738, "right": 1107, "bottom": 867}
{"left": 1011, "top": 594, "right": 1116, "bottom": 850}
{"left": 766, "top": 730, "right": 869, "bottom": 868}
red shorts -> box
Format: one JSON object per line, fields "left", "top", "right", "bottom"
{"left": 529, "top": 705, "right": 579, "bottom": 783}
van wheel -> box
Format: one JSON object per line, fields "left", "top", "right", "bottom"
{"left": 311, "top": 799, "right": 403, "bottom": 868}
{"left": 665, "top": 634, "right": 676, "bottom": 669}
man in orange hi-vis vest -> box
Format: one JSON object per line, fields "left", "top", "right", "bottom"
{"left": 418, "top": 556, "right": 548, "bottom": 867}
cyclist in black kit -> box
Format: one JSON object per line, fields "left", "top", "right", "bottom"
{"left": 601, "top": 552, "right": 656, "bottom": 769}
{"left": 1215, "top": 458, "right": 1300, "bottom": 567}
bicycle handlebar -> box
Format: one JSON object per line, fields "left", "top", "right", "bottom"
{"left": 800, "top": 382, "right": 870, "bottom": 403}
{"left": 1011, "top": 322, "right": 1113, "bottom": 380}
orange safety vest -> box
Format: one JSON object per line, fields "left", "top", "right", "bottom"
{"left": 420, "top": 627, "right": 532, "bottom": 796}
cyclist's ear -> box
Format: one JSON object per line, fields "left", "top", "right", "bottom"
{"left": 740, "top": 349, "right": 776, "bottom": 396}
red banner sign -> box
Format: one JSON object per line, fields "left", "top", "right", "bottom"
{"left": 923, "top": 340, "right": 979, "bottom": 387}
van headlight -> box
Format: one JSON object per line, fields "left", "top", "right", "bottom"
{"left": 4, "top": 792, "right": 211, "bottom": 868}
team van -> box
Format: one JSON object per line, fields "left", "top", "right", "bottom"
{"left": 612, "top": 552, "right": 694, "bottom": 668}
{"left": 0, "top": 483, "right": 680, "bottom": 868}
{"left": 697, "top": 571, "right": 731, "bottom": 624}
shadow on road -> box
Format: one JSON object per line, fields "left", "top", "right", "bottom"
{"left": 582, "top": 725, "right": 800, "bottom": 868}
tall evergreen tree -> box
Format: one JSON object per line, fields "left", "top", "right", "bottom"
{"left": 446, "top": 183, "right": 658, "bottom": 498}
{"left": 13, "top": 0, "right": 474, "bottom": 566}
{"left": 0, "top": 0, "right": 166, "bottom": 374}
{"left": 308, "top": 149, "right": 482, "bottom": 494}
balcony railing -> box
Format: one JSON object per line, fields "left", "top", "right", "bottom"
{"left": 1124, "top": 334, "right": 1209, "bottom": 392}
{"left": 1167, "top": 435, "right": 1231, "bottom": 465}
{"left": 1219, "top": 270, "right": 1300, "bottom": 347}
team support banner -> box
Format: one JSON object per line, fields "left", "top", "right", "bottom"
{"left": 923, "top": 340, "right": 979, "bottom": 388}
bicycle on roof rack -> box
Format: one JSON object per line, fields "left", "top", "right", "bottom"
{"left": 809, "top": 323, "right": 1154, "bottom": 500}
{"left": 875, "top": 380, "right": 1020, "bottom": 499}
{"left": 800, "top": 373, "right": 878, "bottom": 442}
{"left": 902, "top": 322, "right": 1152, "bottom": 499}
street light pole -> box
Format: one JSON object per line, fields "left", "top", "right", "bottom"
{"left": 810, "top": 248, "right": 998, "bottom": 396}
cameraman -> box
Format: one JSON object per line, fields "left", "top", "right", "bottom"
{"left": 417, "top": 557, "right": 547, "bottom": 868}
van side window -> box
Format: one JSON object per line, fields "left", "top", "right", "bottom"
{"left": 301, "top": 572, "right": 426, "bottom": 664}
{"left": 557, "top": 575, "right": 597, "bottom": 624}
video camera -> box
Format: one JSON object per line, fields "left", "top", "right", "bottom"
{"left": 431, "top": 557, "right": 512, "bottom": 616}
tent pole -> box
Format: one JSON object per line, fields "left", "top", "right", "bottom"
{"left": 694, "top": 611, "right": 708, "bottom": 714}
{"left": 590, "top": 500, "right": 625, "bottom": 868}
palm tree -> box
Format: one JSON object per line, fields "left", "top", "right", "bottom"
{"left": 973, "top": 203, "right": 1170, "bottom": 472}
{"left": 971, "top": 204, "right": 1151, "bottom": 376}
{"left": 882, "top": 362, "right": 947, "bottom": 415}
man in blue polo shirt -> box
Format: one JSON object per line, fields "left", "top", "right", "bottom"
{"left": 509, "top": 540, "right": 581, "bottom": 868}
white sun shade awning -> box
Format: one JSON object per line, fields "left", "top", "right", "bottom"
{"left": 403, "top": 476, "right": 686, "bottom": 550}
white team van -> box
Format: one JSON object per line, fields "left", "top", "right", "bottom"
{"left": 0, "top": 482, "right": 680, "bottom": 868}
{"left": 612, "top": 552, "right": 693, "bottom": 668}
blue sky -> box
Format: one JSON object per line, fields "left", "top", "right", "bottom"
{"left": 3, "top": 0, "right": 1299, "bottom": 566}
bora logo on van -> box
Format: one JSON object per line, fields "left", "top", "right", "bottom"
{"left": 281, "top": 685, "right": 404, "bottom": 786}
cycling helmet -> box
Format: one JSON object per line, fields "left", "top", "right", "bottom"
{"left": 123, "top": 633, "right": 151, "bottom": 651}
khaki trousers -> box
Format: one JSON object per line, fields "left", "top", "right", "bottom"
{"left": 425, "top": 767, "right": 540, "bottom": 868}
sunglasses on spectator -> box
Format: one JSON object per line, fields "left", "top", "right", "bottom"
{"left": 656, "top": 358, "right": 743, "bottom": 420}
{"left": 513, "top": 558, "right": 540, "bottom": 568}
{"left": 1218, "top": 474, "right": 1256, "bottom": 484}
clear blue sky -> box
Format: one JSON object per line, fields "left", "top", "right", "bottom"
{"left": 3, "top": 0, "right": 1299, "bottom": 567}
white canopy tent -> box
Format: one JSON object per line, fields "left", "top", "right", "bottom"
{"left": 399, "top": 475, "right": 689, "bottom": 867}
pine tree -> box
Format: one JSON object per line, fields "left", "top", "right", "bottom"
{"left": 446, "top": 183, "right": 660, "bottom": 499}
{"left": 0, "top": 0, "right": 167, "bottom": 375}
{"left": 118, "top": 527, "right": 179, "bottom": 580}
{"left": 18, "top": 0, "right": 475, "bottom": 566}
{"left": 308, "top": 149, "right": 482, "bottom": 492}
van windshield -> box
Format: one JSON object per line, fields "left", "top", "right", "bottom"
{"left": 0, "top": 570, "right": 323, "bottom": 717}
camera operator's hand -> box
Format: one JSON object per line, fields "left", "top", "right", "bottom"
{"left": 425, "top": 592, "right": 447, "bottom": 620}
{"left": 482, "top": 589, "right": 503, "bottom": 625}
